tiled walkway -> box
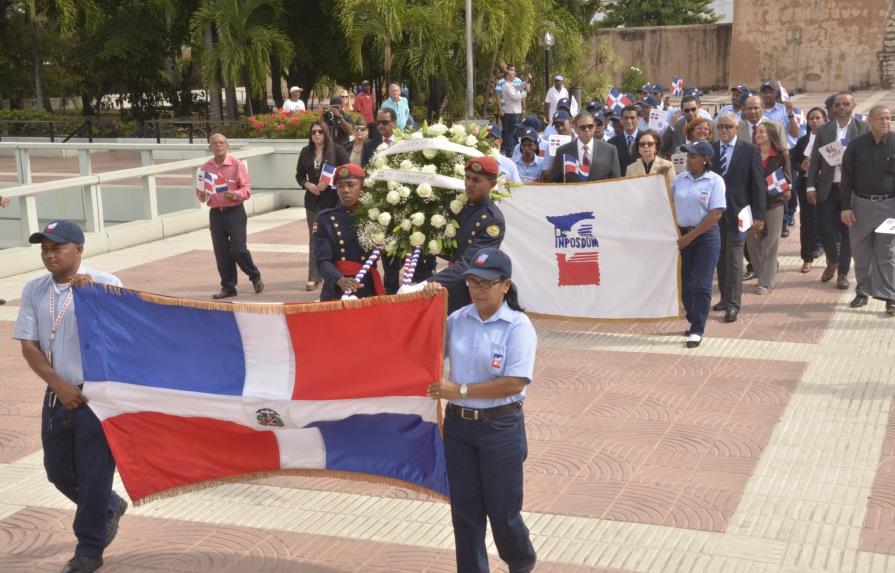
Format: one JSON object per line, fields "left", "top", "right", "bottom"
{"left": 1, "top": 91, "right": 894, "bottom": 572}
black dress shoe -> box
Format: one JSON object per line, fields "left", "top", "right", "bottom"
{"left": 105, "top": 497, "right": 128, "bottom": 548}
{"left": 686, "top": 334, "right": 702, "bottom": 348}
{"left": 212, "top": 289, "right": 237, "bottom": 300}
{"left": 742, "top": 270, "right": 757, "bottom": 281}
{"left": 724, "top": 307, "right": 739, "bottom": 323}
{"left": 712, "top": 301, "right": 727, "bottom": 311}
{"left": 781, "top": 228, "right": 790, "bottom": 238}
{"left": 61, "top": 556, "right": 103, "bottom": 573}
{"left": 849, "top": 294, "right": 868, "bottom": 308}
{"left": 887, "top": 300, "right": 895, "bottom": 315}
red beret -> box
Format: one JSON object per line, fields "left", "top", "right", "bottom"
{"left": 465, "top": 156, "right": 499, "bottom": 177}
{"left": 334, "top": 163, "right": 365, "bottom": 183}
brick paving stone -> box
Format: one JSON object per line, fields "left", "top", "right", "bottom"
{"left": 861, "top": 399, "right": 895, "bottom": 555}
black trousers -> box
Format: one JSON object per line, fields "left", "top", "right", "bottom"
{"left": 382, "top": 254, "right": 436, "bottom": 294}
{"left": 797, "top": 182, "right": 818, "bottom": 262}
{"left": 817, "top": 184, "right": 852, "bottom": 276}
{"left": 717, "top": 217, "right": 744, "bottom": 309}
{"left": 209, "top": 204, "right": 261, "bottom": 292}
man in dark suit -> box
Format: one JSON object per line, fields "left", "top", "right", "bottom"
{"left": 806, "top": 91, "right": 869, "bottom": 290}
{"left": 607, "top": 105, "right": 640, "bottom": 175}
{"left": 711, "top": 112, "right": 767, "bottom": 322}
{"left": 660, "top": 94, "right": 702, "bottom": 157}
{"left": 360, "top": 108, "right": 394, "bottom": 166}
{"left": 547, "top": 111, "right": 620, "bottom": 182}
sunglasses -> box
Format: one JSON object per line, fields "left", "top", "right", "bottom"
{"left": 717, "top": 124, "right": 736, "bottom": 129}
{"left": 354, "top": 126, "right": 368, "bottom": 131}
{"left": 638, "top": 141, "right": 656, "bottom": 147}
{"left": 310, "top": 129, "right": 325, "bottom": 135}
{"left": 577, "top": 124, "right": 596, "bottom": 130}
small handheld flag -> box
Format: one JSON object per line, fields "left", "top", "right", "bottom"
{"left": 563, "top": 154, "right": 589, "bottom": 179}
{"left": 766, "top": 168, "right": 791, "bottom": 196}
{"left": 671, "top": 76, "right": 684, "bottom": 97}
{"left": 319, "top": 163, "right": 336, "bottom": 188}
{"left": 199, "top": 170, "right": 229, "bottom": 194}
{"left": 606, "top": 88, "right": 633, "bottom": 114}
{"left": 778, "top": 81, "right": 790, "bottom": 102}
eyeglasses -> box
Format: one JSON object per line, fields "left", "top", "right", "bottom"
{"left": 354, "top": 126, "right": 367, "bottom": 131}
{"left": 377, "top": 120, "right": 393, "bottom": 125}
{"left": 310, "top": 129, "right": 324, "bottom": 135}
{"left": 638, "top": 141, "right": 656, "bottom": 147}
{"left": 577, "top": 124, "right": 596, "bottom": 130}
{"left": 465, "top": 278, "right": 503, "bottom": 289}
{"left": 717, "top": 124, "right": 736, "bottom": 129}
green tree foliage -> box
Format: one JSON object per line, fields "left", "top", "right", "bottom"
{"left": 599, "top": 0, "right": 718, "bottom": 27}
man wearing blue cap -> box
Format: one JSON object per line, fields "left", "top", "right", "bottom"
{"left": 716, "top": 85, "right": 750, "bottom": 119}
{"left": 13, "top": 220, "right": 128, "bottom": 573}
{"left": 544, "top": 75, "right": 578, "bottom": 121}
{"left": 541, "top": 110, "right": 574, "bottom": 174}
{"left": 513, "top": 127, "right": 545, "bottom": 183}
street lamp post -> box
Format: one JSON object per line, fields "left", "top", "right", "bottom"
{"left": 465, "top": 0, "right": 474, "bottom": 119}
{"left": 543, "top": 31, "right": 555, "bottom": 101}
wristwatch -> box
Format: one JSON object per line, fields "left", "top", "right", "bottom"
{"left": 459, "top": 384, "right": 468, "bottom": 398}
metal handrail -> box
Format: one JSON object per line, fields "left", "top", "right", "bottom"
{"left": 1, "top": 146, "right": 275, "bottom": 199}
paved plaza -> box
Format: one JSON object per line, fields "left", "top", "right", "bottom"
{"left": 1, "top": 92, "right": 895, "bottom": 572}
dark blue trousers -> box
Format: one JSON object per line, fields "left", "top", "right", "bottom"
{"left": 42, "top": 389, "right": 120, "bottom": 558}
{"left": 501, "top": 113, "right": 520, "bottom": 157}
{"left": 444, "top": 408, "right": 536, "bottom": 573}
{"left": 681, "top": 226, "right": 721, "bottom": 336}
{"left": 209, "top": 204, "right": 261, "bottom": 292}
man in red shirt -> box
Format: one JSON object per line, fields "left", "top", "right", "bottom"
{"left": 354, "top": 80, "right": 375, "bottom": 126}
{"left": 197, "top": 134, "right": 264, "bottom": 299}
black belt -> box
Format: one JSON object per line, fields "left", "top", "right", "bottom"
{"left": 856, "top": 193, "right": 895, "bottom": 201}
{"left": 213, "top": 203, "right": 243, "bottom": 212}
{"left": 679, "top": 225, "right": 717, "bottom": 234}
{"left": 447, "top": 400, "right": 522, "bottom": 422}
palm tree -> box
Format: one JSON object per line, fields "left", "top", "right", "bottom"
{"left": 335, "top": 0, "right": 406, "bottom": 89}
{"left": 192, "top": 0, "right": 293, "bottom": 119}
{"left": 19, "top": 0, "right": 98, "bottom": 111}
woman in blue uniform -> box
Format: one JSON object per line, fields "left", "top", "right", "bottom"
{"left": 672, "top": 141, "right": 727, "bottom": 348}
{"left": 427, "top": 247, "right": 537, "bottom": 573}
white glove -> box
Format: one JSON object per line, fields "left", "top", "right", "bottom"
{"left": 397, "top": 281, "right": 428, "bottom": 295}
{"left": 340, "top": 294, "right": 358, "bottom": 301}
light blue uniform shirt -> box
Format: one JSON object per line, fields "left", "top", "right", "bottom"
{"left": 672, "top": 170, "right": 727, "bottom": 227}
{"left": 13, "top": 265, "right": 122, "bottom": 387}
{"left": 446, "top": 301, "right": 536, "bottom": 409}
{"left": 381, "top": 96, "right": 410, "bottom": 130}
{"left": 497, "top": 155, "right": 522, "bottom": 184}
{"left": 513, "top": 154, "right": 544, "bottom": 183}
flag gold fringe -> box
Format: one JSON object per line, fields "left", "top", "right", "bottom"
{"left": 93, "top": 283, "right": 442, "bottom": 315}
{"left": 131, "top": 468, "right": 450, "bottom": 508}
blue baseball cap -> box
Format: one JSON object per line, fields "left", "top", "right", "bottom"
{"left": 463, "top": 248, "right": 512, "bottom": 280}
{"left": 585, "top": 99, "right": 602, "bottom": 113}
{"left": 486, "top": 122, "right": 501, "bottom": 139}
{"left": 520, "top": 115, "right": 542, "bottom": 131}
{"left": 557, "top": 97, "right": 571, "bottom": 111}
{"left": 640, "top": 95, "right": 660, "bottom": 107}
{"left": 520, "top": 127, "right": 539, "bottom": 143}
{"left": 552, "top": 110, "right": 571, "bottom": 123}
{"left": 29, "top": 220, "right": 85, "bottom": 245}
{"left": 731, "top": 84, "right": 750, "bottom": 94}
{"left": 651, "top": 83, "right": 664, "bottom": 93}
{"left": 680, "top": 141, "right": 715, "bottom": 159}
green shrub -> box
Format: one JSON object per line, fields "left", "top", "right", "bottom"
{"left": 620, "top": 66, "right": 648, "bottom": 96}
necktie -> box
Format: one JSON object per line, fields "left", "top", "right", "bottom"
{"left": 627, "top": 135, "right": 634, "bottom": 155}
{"left": 751, "top": 125, "right": 757, "bottom": 144}
{"left": 582, "top": 144, "right": 591, "bottom": 168}
{"left": 720, "top": 144, "right": 728, "bottom": 175}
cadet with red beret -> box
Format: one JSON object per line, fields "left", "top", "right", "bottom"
{"left": 431, "top": 156, "right": 507, "bottom": 313}
{"left": 315, "top": 164, "right": 385, "bottom": 301}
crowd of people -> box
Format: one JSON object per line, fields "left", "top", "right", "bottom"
{"left": 8, "top": 68, "right": 895, "bottom": 573}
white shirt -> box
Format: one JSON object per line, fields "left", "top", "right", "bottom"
{"left": 283, "top": 99, "right": 305, "bottom": 113}
{"left": 834, "top": 119, "right": 851, "bottom": 183}
{"left": 577, "top": 138, "right": 594, "bottom": 168}
{"left": 497, "top": 78, "right": 526, "bottom": 114}
{"left": 544, "top": 86, "right": 568, "bottom": 120}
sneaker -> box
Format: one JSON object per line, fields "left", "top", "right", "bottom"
{"left": 105, "top": 497, "right": 128, "bottom": 548}
{"left": 756, "top": 286, "right": 768, "bottom": 295}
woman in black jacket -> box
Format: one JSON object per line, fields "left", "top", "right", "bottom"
{"left": 790, "top": 107, "right": 827, "bottom": 273}
{"left": 295, "top": 120, "right": 350, "bottom": 290}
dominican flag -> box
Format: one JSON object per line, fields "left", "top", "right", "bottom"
{"left": 73, "top": 286, "right": 449, "bottom": 503}
{"left": 671, "top": 76, "right": 684, "bottom": 97}
{"left": 766, "top": 168, "right": 791, "bottom": 196}
{"left": 778, "top": 82, "right": 790, "bottom": 102}
{"left": 198, "top": 170, "right": 229, "bottom": 194}
{"left": 563, "top": 154, "right": 589, "bottom": 179}
{"left": 318, "top": 163, "right": 336, "bottom": 188}
{"left": 606, "top": 88, "right": 632, "bottom": 114}
{"left": 792, "top": 108, "right": 806, "bottom": 127}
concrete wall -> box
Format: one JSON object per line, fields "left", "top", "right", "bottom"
{"left": 729, "top": 0, "right": 892, "bottom": 92}
{"left": 591, "top": 24, "right": 732, "bottom": 89}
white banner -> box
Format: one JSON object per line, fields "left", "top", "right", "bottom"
{"left": 501, "top": 175, "right": 681, "bottom": 320}
{"left": 376, "top": 137, "right": 483, "bottom": 158}
{"left": 367, "top": 168, "right": 466, "bottom": 191}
